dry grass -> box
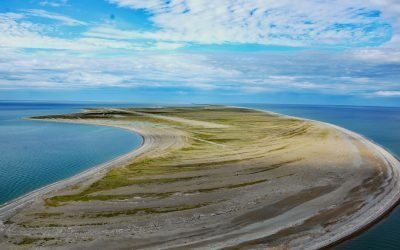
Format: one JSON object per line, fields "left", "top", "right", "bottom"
{"left": 40, "top": 106, "right": 326, "bottom": 206}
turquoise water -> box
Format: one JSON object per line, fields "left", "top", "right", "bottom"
{"left": 0, "top": 102, "right": 142, "bottom": 205}
{"left": 242, "top": 104, "right": 400, "bottom": 250}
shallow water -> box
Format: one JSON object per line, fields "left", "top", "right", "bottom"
{"left": 0, "top": 102, "right": 142, "bottom": 205}
{"left": 242, "top": 103, "right": 400, "bottom": 250}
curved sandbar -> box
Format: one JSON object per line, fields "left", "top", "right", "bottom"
{"left": 0, "top": 106, "right": 399, "bottom": 249}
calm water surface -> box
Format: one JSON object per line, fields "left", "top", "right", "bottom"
{"left": 0, "top": 102, "right": 142, "bottom": 205}
{"left": 243, "top": 104, "right": 400, "bottom": 250}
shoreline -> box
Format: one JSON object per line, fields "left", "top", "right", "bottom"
{"left": 240, "top": 106, "right": 400, "bottom": 249}
{"left": 307, "top": 122, "right": 400, "bottom": 249}
{"left": 0, "top": 107, "right": 399, "bottom": 249}
{"left": 0, "top": 119, "right": 148, "bottom": 222}
{"left": 235, "top": 106, "right": 400, "bottom": 249}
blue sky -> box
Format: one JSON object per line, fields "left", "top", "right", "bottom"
{"left": 0, "top": 0, "right": 399, "bottom": 106}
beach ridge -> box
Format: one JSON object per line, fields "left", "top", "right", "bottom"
{"left": 1, "top": 106, "right": 399, "bottom": 249}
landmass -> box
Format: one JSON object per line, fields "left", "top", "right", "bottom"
{"left": 0, "top": 106, "right": 399, "bottom": 249}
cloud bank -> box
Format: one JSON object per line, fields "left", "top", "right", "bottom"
{"left": 0, "top": 0, "right": 399, "bottom": 102}
{"left": 104, "top": 0, "right": 393, "bottom": 46}
{"left": 0, "top": 50, "right": 398, "bottom": 98}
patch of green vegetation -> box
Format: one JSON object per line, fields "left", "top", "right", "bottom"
{"left": 33, "top": 212, "right": 63, "bottom": 218}
{"left": 281, "top": 123, "right": 311, "bottom": 138}
{"left": 46, "top": 179, "right": 268, "bottom": 205}
{"left": 45, "top": 194, "right": 132, "bottom": 207}
{"left": 16, "top": 237, "right": 39, "bottom": 245}
{"left": 20, "top": 222, "right": 108, "bottom": 228}
{"left": 209, "top": 138, "right": 237, "bottom": 143}
{"left": 318, "top": 129, "right": 330, "bottom": 139}
{"left": 180, "top": 146, "right": 196, "bottom": 151}
{"left": 187, "top": 179, "right": 268, "bottom": 193}
{"left": 267, "top": 145, "right": 288, "bottom": 153}
{"left": 16, "top": 237, "right": 55, "bottom": 245}
{"left": 82, "top": 202, "right": 212, "bottom": 218}
{"left": 131, "top": 176, "right": 202, "bottom": 185}
{"left": 242, "top": 159, "right": 302, "bottom": 175}
{"left": 277, "top": 173, "right": 295, "bottom": 179}
{"left": 45, "top": 174, "right": 202, "bottom": 206}
{"left": 69, "top": 184, "right": 80, "bottom": 190}
{"left": 3, "top": 219, "right": 13, "bottom": 225}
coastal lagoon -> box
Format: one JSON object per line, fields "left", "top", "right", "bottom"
{"left": 243, "top": 104, "right": 400, "bottom": 250}
{"left": 0, "top": 102, "right": 142, "bottom": 205}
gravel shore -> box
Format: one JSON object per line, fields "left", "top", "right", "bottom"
{"left": 1, "top": 106, "right": 399, "bottom": 249}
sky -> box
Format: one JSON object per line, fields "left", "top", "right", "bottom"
{"left": 0, "top": 0, "right": 399, "bottom": 106}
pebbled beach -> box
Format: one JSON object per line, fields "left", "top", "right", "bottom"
{"left": 1, "top": 106, "right": 399, "bottom": 249}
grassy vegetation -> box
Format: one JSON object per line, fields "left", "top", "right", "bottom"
{"left": 185, "top": 179, "right": 268, "bottom": 193}
{"left": 81, "top": 202, "right": 213, "bottom": 218}
{"left": 16, "top": 237, "right": 55, "bottom": 245}
{"left": 33, "top": 212, "right": 63, "bottom": 218}
{"left": 38, "top": 106, "right": 318, "bottom": 207}
{"left": 243, "top": 159, "right": 303, "bottom": 175}
{"left": 45, "top": 179, "right": 269, "bottom": 206}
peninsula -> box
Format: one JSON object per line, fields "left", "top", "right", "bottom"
{"left": 1, "top": 106, "right": 399, "bottom": 249}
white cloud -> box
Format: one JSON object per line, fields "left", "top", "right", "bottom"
{"left": 0, "top": 1, "right": 399, "bottom": 98}
{"left": 0, "top": 49, "right": 398, "bottom": 97}
{"left": 153, "top": 42, "right": 186, "bottom": 50}
{"left": 39, "top": 0, "right": 68, "bottom": 8}
{"left": 374, "top": 90, "right": 400, "bottom": 96}
{"left": 0, "top": 11, "right": 193, "bottom": 51}
{"left": 24, "top": 9, "right": 87, "bottom": 26}
{"left": 0, "top": 13, "right": 162, "bottom": 51}
{"left": 351, "top": 48, "right": 400, "bottom": 63}
{"left": 0, "top": 52, "right": 241, "bottom": 90}
{"left": 2, "top": 0, "right": 400, "bottom": 52}
{"left": 104, "top": 0, "right": 394, "bottom": 46}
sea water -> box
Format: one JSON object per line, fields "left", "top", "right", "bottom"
{"left": 242, "top": 103, "right": 400, "bottom": 250}
{"left": 0, "top": 102, "right": 142, "bottom": 205}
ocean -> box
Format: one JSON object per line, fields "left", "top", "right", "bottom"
{"left": 242, "top": 103, "right": 400, "bottom": 250}
{"left": 0, "top": 102, "right": 142, "bottom": 205}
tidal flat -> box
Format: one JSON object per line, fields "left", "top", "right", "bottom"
{"left": 1, "top": 106, "right": 399, "bottom": 249}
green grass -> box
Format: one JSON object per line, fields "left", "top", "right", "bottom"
{"left": 186, "top": 179, "right": 268, "bottom": 193}
{"left": 38, "top": 106, "right": 312, "bottom": 206}
{"left": 33, "top": 212, "right": 63, "bottom": 218}
{"left": 81, "top": 202, "right": 212, "bottom": 218}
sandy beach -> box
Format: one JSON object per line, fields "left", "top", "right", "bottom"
{"left": 1, "top": 106, "right": 399, "bottom": 249}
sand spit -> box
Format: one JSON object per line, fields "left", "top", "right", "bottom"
{"left": 0, "top": 106, "right": 399, "bottom": 249}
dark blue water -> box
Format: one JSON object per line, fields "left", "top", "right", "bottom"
{"left": 0, "top": 102, "right": 142, "bottom": 205}
{"left": 242, "top": 104, "right": 400, "bottom": 250}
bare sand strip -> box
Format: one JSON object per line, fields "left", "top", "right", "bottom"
{"left": 239, "top": 107, "right": 400, "bottom": 249}
{"left": 306, "top": 122, "right": 400, "bottom": 249}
